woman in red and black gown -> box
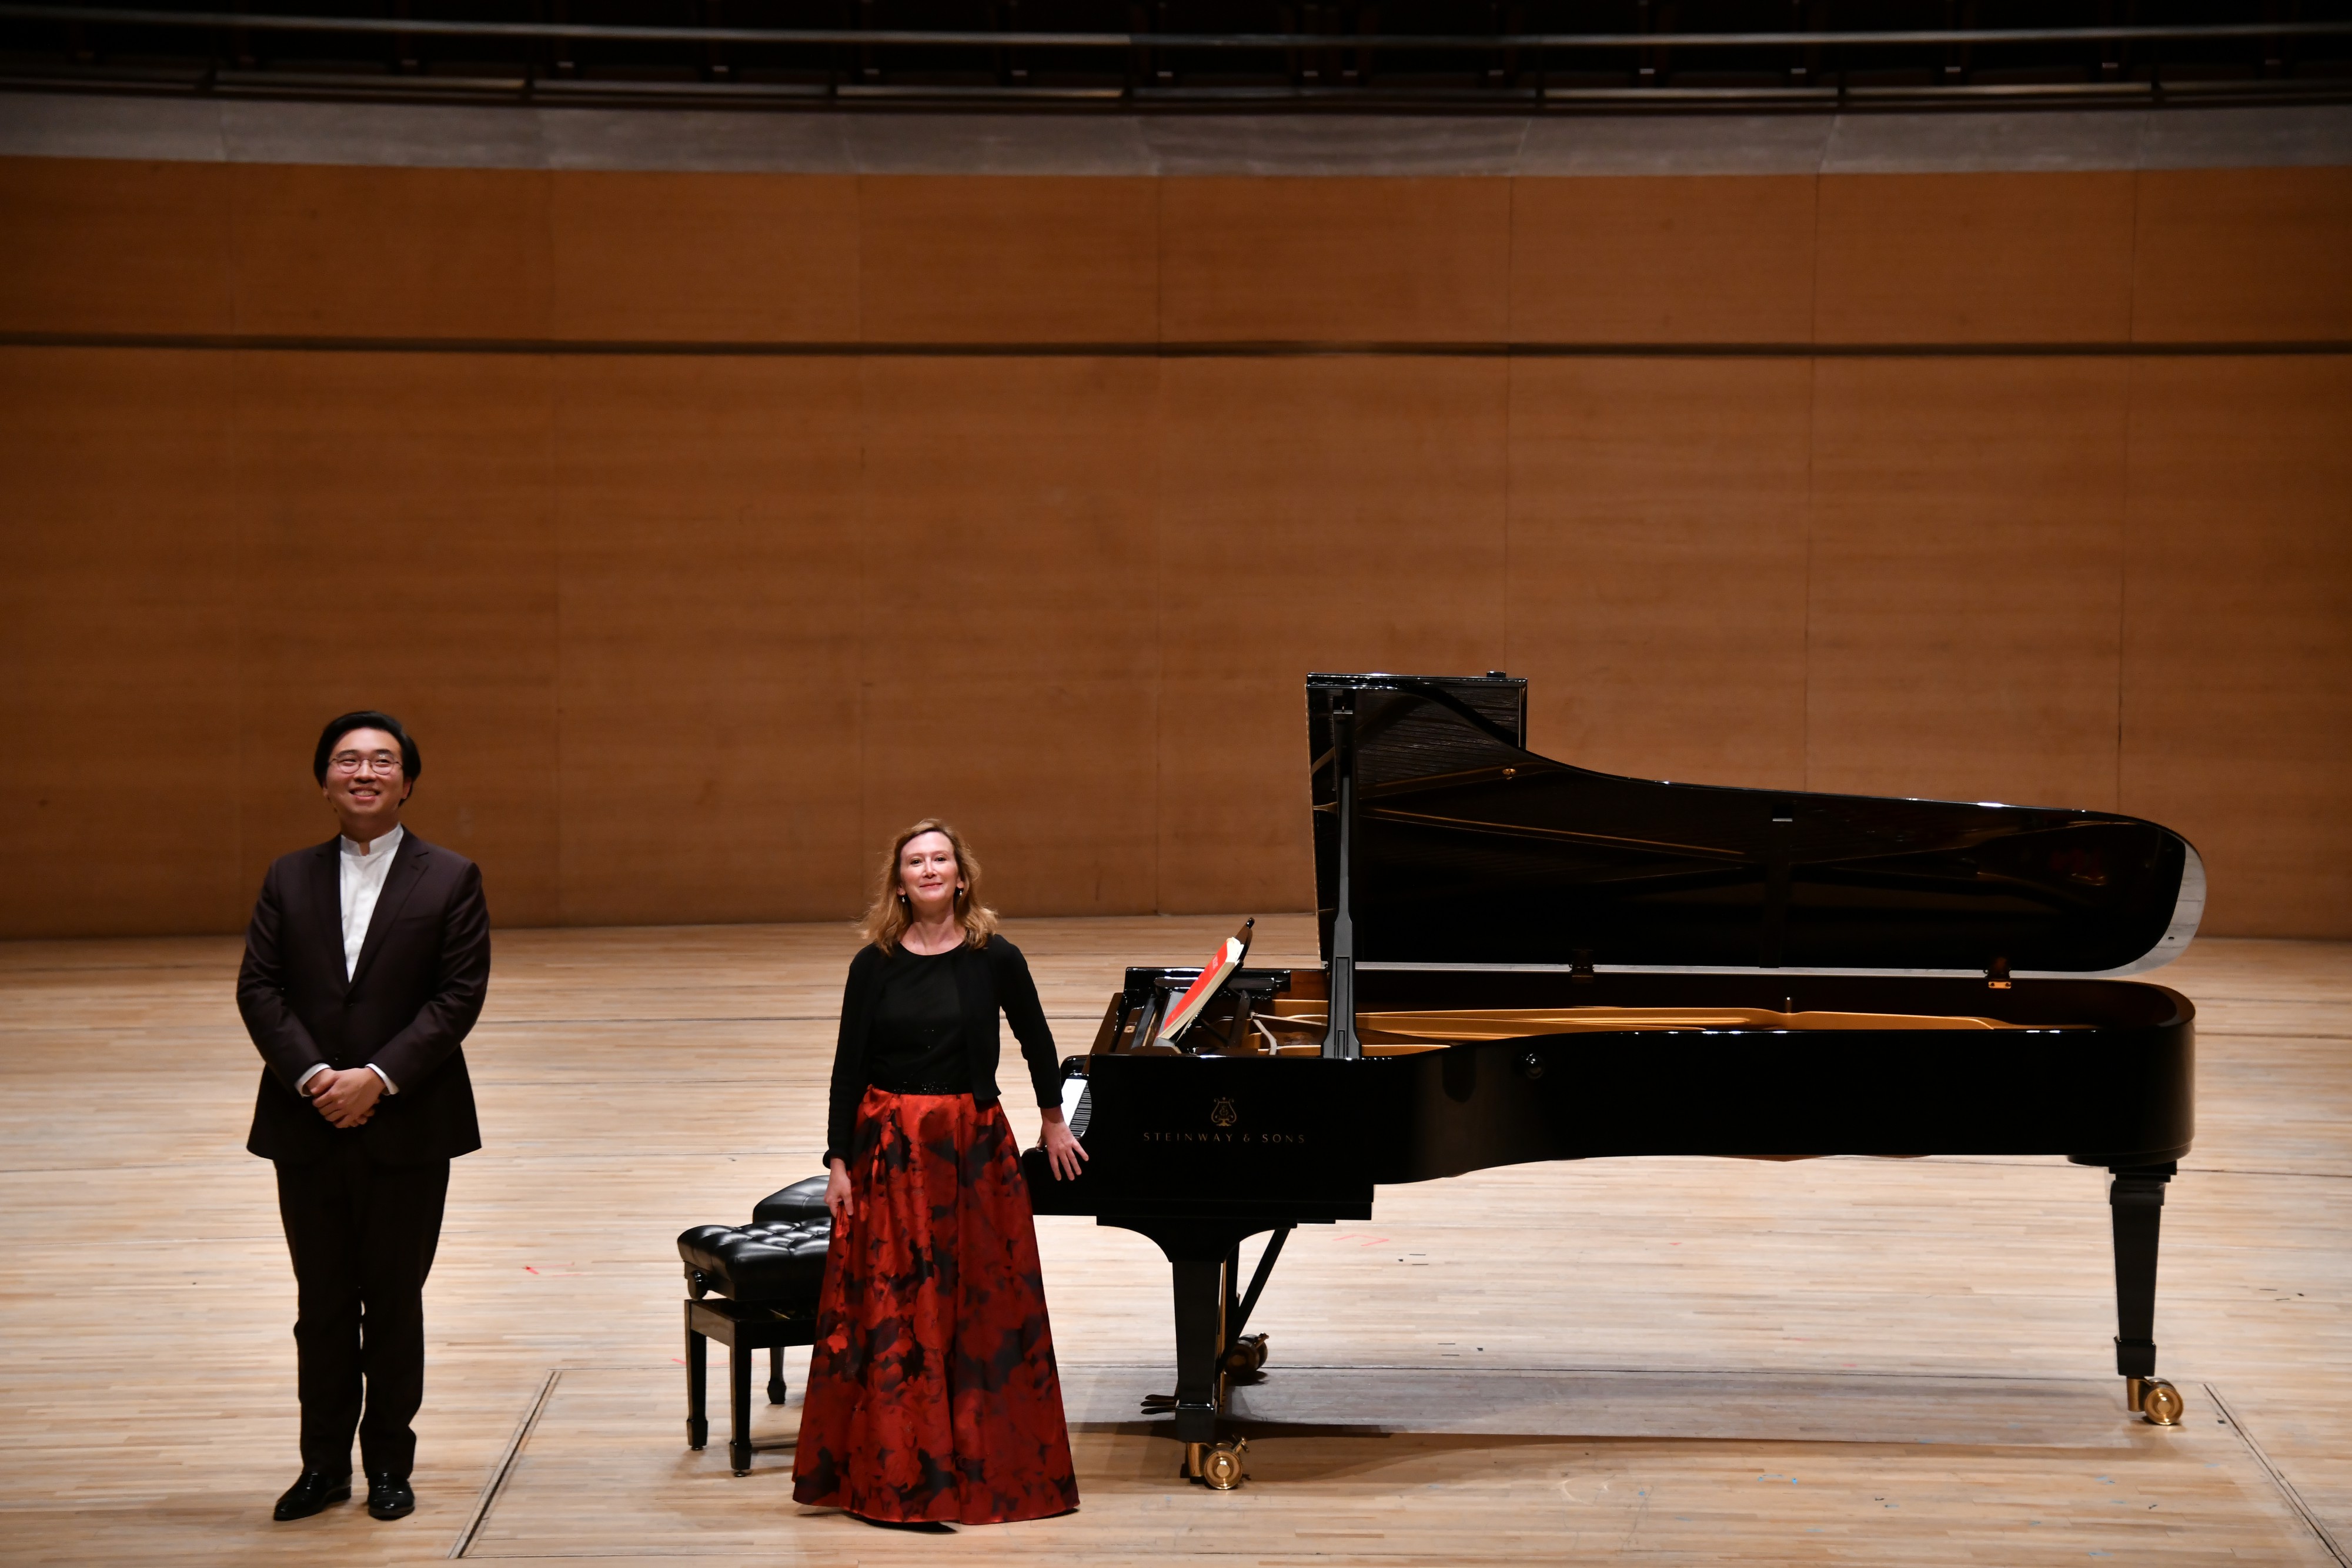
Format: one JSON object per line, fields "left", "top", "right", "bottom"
{"left": 793, "top": 818, "right": 1084, "bottom": 1524}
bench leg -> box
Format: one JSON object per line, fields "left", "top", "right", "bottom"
{"left": 685, "top": 1316, "right": 709, "bottom": 1450}
{"left": 729, "top": 1341, "right": 754, "bottom": 1475}
{"left": 767, "top": 1344, "right": 787, "bottom": 1406}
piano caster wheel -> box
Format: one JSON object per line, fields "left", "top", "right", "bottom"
{"left": 2129, "top": 1378, "right": 2184, "bottom": 1426}
{"left": 1188, "top": 1439, "right": 1248, "bottom": 1490}
{"left": 1221, "top": 1333, "right": 1269, "bottom": 1378}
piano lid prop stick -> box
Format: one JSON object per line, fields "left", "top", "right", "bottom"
{"left": 1321, "top": 688, "right": 1362, "bottom": 1059}
{"left": 1159, "top": 918, "right": 1255, "bottom": 1044}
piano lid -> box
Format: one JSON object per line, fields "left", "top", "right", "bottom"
{"left": 1308, "top": 673, "right": 2203, "bottom": 978}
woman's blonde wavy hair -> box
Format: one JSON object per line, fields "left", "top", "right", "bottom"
{"left": 856, "top": 818, "right": 1000, "bottom": 952}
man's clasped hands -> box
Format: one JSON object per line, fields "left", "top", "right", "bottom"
{"left": 306, "top": 1067, "right": 385, "bottom": 1129}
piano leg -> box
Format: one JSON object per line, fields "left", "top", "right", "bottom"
{"left": 2109, "top": 1163, "right": 2183, "bottom": 1425}
{"left": 1170, "top": 1256, "right": 1227, "bottom": 1447}
{"left": 1110, "top": 1217, "right": 1284, "bottom": 1485}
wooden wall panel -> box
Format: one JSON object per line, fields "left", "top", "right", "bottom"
{"left": 1807, "top": 358, "right": 2129, "bottom": 809}
{"left": 1159, "top": 178, "right": 1511, "bottom": 343}
{"left": 1815, "top": 173, "right": 2137, "bottom": 343}
{"left": 857, "top": 357, "right": 1161, "bottom": 915}
{"left": 858, "top": 176, "right": 1158, "bottom": 344}
{"left": 553, "top": 357, "right": 864, "bottom": 925}
{"left": 0, "top": 158, "right": 233, "bottom": 336}
{"left": 0, "top": 349, "right": 242, "bottom": 938}
{"left": 549, "top": 172, "right": 858, "bottom": 343}
{"left": 1154, "top": 357, "right": 1509, "bottom": 913}
{"left": 1510, "top": 176, "right": 1817, "bottom": 344}
{"left": 1506, "top": 357, "right": 1812, "bottom": 788}
{"left": 4, "top": 159, "right": 2348, "bottom": 938}
{"left": 2132, "top": 168, "right": 2352, "bottom": 345}
{"left": 229, "top": 352, "right": 561, "bottom": 924}
{"left": 2122, "top": 358, "right": 2352, "bottom": 938}
{"left": 230, "top": 165, "right": 552, "bottom": 340}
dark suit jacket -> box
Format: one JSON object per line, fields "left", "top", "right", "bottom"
{"left": 822, "top": 935, "right": 1062, "bottom": 1166}
{"left": 238, "top": 830, "right": 489, "bottom": 1166}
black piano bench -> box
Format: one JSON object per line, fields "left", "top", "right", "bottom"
{"left": 677, "top": 1176, "right": 832, "bottom": 1476}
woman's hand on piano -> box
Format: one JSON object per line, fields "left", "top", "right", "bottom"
{"left": 1040, "top": 1108, "right": 1088, "bottom": 1182}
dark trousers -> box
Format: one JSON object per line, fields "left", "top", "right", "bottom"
{"left": 274, "top": 1141, "right": 450, "bottom": 1478}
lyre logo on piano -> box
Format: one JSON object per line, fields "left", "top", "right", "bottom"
{"left": 1209, "top": 1097, "right": 1238, "bottom": 1128}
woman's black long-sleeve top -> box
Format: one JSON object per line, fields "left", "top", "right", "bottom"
{"left": 823, "top": 935, "right": 1063, "bottom": 1168}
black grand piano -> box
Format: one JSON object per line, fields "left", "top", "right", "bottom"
{"left": 1023, "top": 672, "right": 2201, "bottom": 1489}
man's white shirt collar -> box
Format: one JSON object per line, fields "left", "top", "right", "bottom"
{"left": 341, "top": 823, "right": 406, "bottom": 860}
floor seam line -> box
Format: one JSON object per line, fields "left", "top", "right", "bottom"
{"left": 2206, "top": 1382, "right": 2351, "bottom": 1566}
{"left": 452, "top": 1368, "right": 562, "bottom": 1560}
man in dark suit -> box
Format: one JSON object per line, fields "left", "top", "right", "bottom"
{"left": 237, "top": 710, "right": 489, "bottom": 1524}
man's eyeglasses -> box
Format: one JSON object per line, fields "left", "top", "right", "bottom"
{"left": 329, "top": 751, "right": 404, "bottom": 777}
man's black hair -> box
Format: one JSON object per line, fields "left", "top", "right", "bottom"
{"left": 313, "top": 711, "right": 423, "bottom": 785}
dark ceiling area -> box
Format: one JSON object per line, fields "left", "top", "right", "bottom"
{"left": 2, "top": 2, "right": 2348, "bottom": 112}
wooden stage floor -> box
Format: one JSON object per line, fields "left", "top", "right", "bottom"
{"left": 2, "top": 917, "right": 2347, "bottom": 1566}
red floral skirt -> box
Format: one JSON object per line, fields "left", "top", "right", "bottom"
{"left": 791, "top": 1088, "right": 1079, "bottom": 1524}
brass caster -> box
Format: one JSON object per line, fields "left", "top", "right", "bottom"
{"left": 1198, "top": 1439, "right": 1248, "bottom": 1490}
{"left": 1221, "top": 1333, "right": 1269, "bottom": 1378}
{"left": 2132, "top": 1378, "right": 2184, "bottom": 1426}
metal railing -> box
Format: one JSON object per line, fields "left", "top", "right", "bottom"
{"left": 4, "top": 3, "right": 2347, "bottom": 110}
{"left": 3, "top": 6, "right": 2348, "bottom": 52}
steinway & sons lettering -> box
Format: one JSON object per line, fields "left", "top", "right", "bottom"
{"left": 1141, "top": 1129, "right": 1310, "bottom": 1145}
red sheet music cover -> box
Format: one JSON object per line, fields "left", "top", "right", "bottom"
{"left": 1158, "top": 918, "right": 1255, "bottom": 1042}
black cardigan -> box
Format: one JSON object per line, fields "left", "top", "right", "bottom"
{"left": 824, "top": 934, "right": 1062, "bottom": 1166}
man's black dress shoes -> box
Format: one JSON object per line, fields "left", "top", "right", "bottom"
{"left": 366, "top": 1472, "right": 417, "bottom": 1521}
{"left": 272, "top": 1470, "right": 352, "bottom": 1520}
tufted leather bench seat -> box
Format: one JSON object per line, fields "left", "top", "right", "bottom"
{"left": 751, "top": 1174, "right": 830, "bottom": 1225}
{"left": 678, "top": 1176, "right": 833, "bottom": 1475}
{"left": 679, "top": 1218, "right": 830, "bottom": 1305}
